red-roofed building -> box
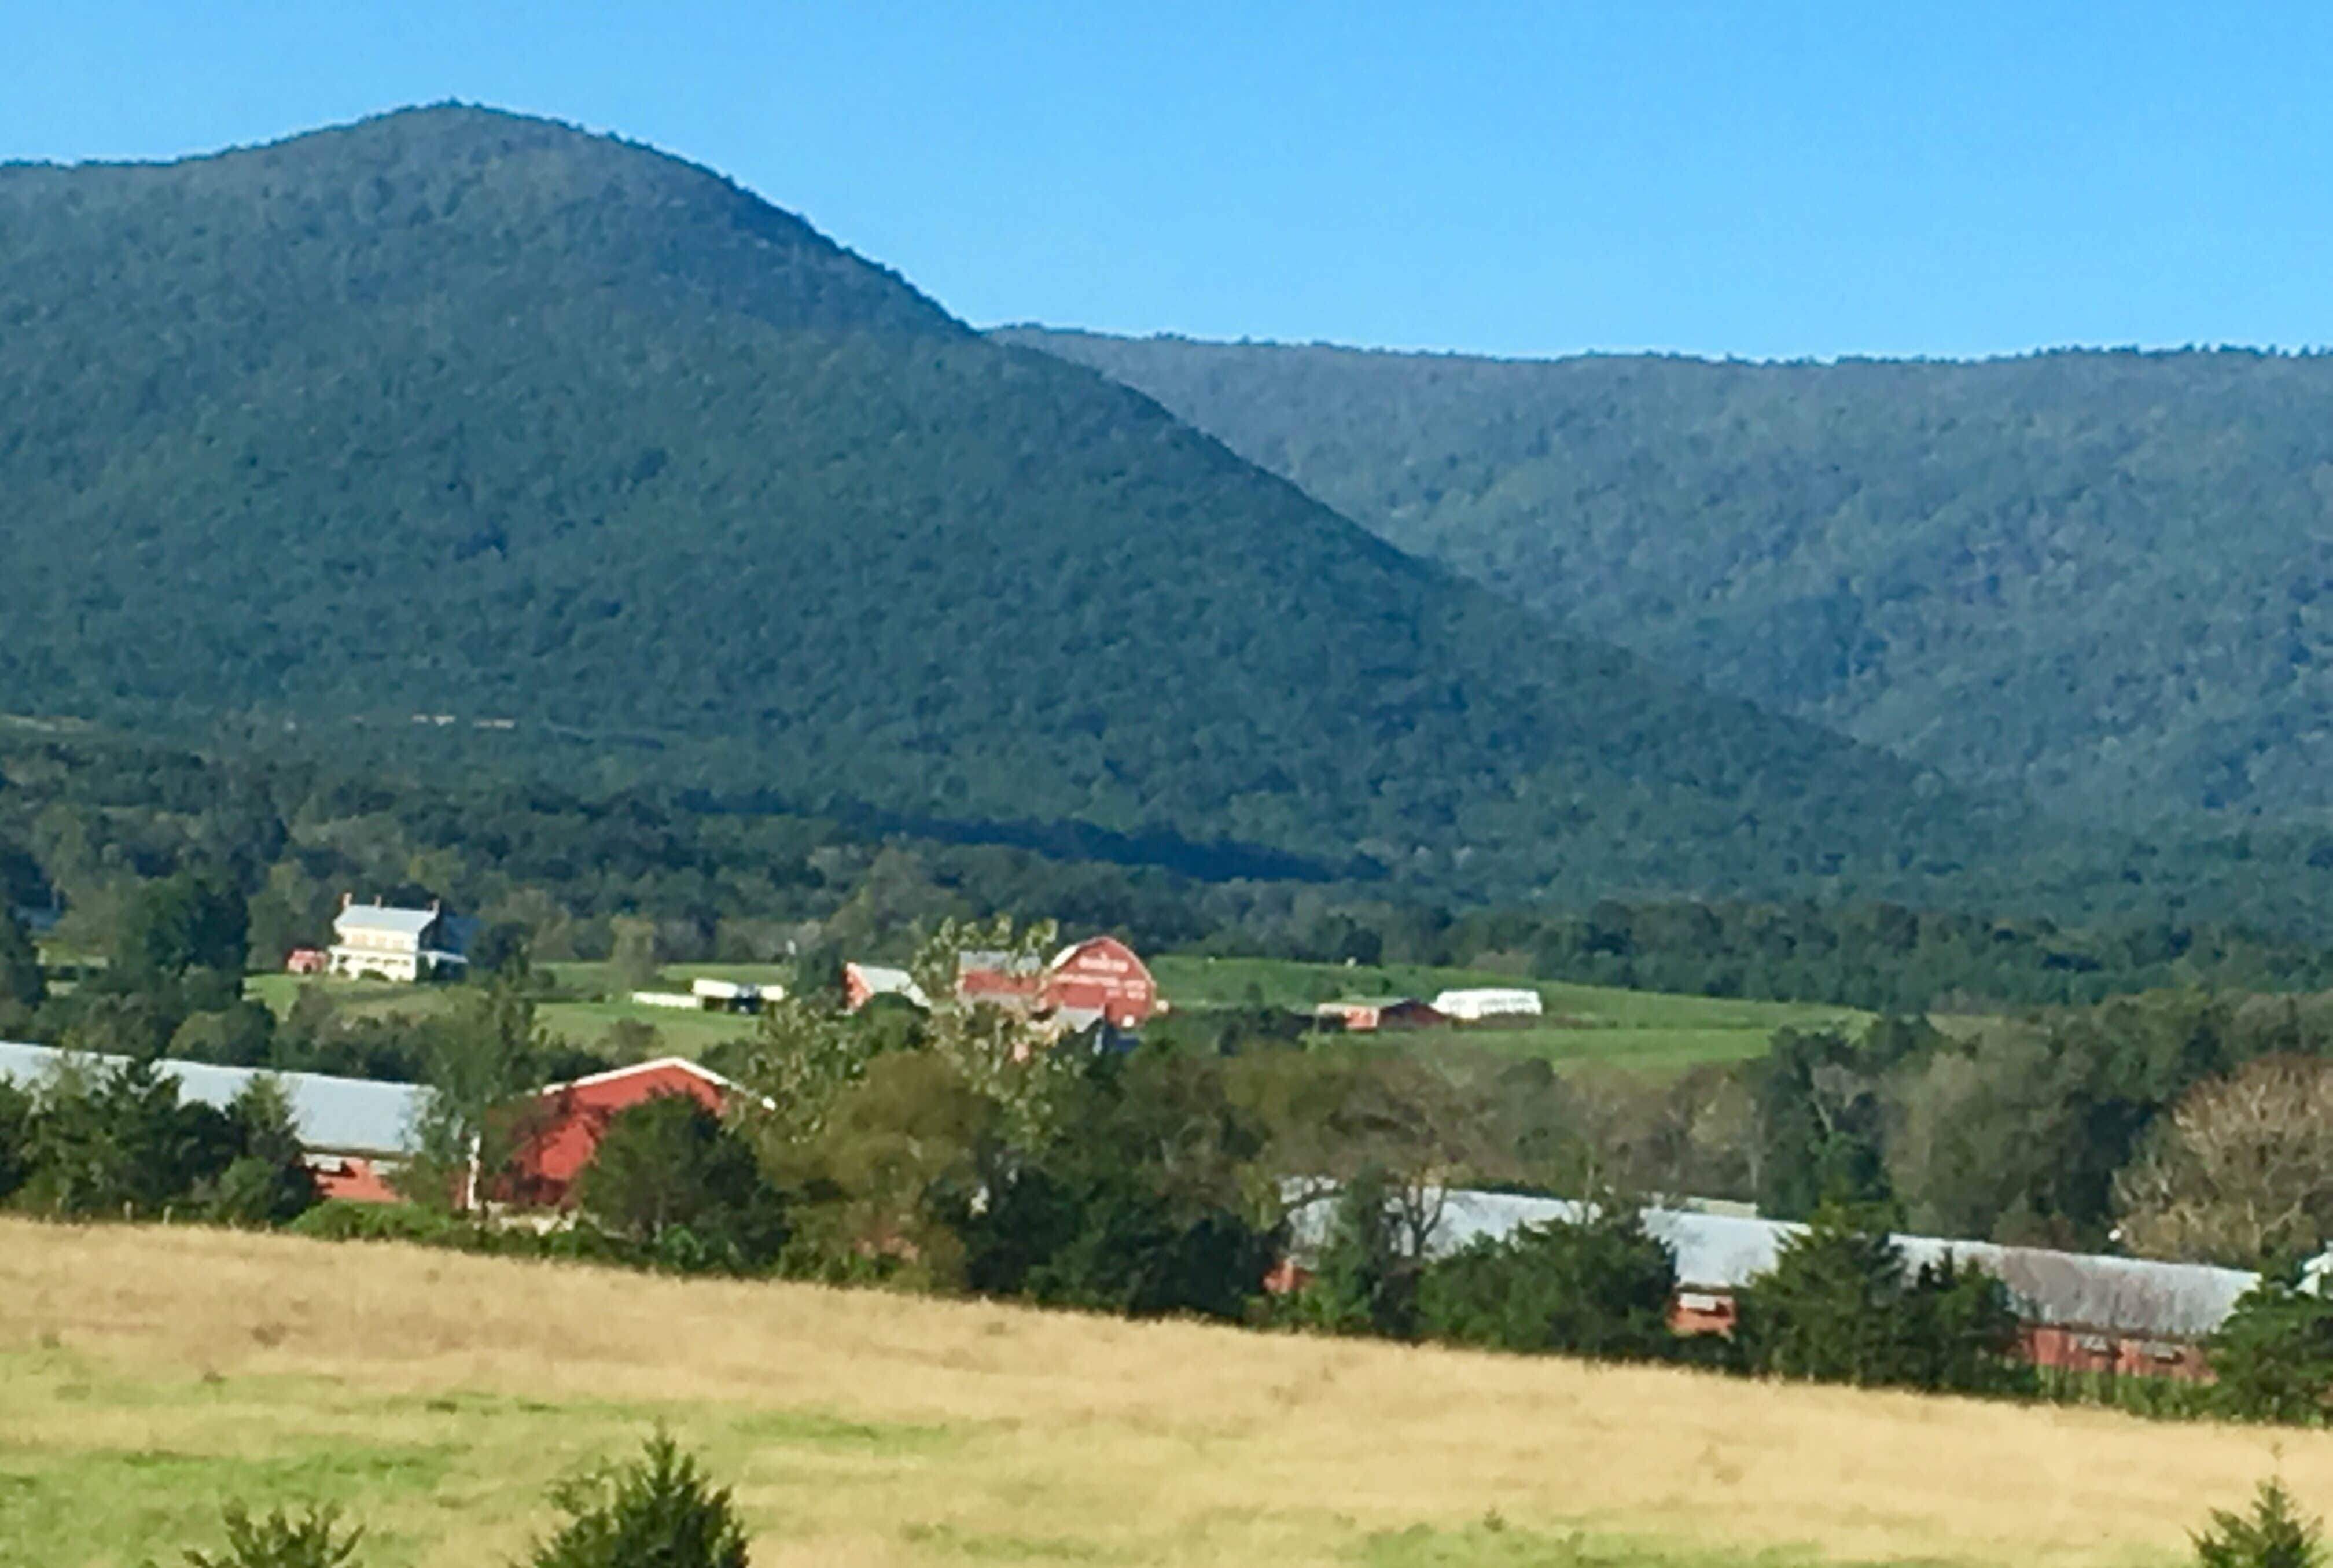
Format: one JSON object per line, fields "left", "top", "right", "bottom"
{"left": 849, "top": 936, "right": 1163, "bottom": 1031}
{"left": 501, "top": 1057, "right": 746, "bottom": 1209}
{"left": 1041, "top": 936, "right": 1160, "bottom": 1028}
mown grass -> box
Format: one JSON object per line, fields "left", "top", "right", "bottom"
{"left": 1, "top": 1220, "right": 2320, "bottom": 1566}
{"left": 1150, "top": 956, "right": 1864, "bottom": 1071}
{"left": 243, "top": 971, "right": 764, "bottom": 1059}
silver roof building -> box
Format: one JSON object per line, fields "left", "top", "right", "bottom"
{"left": 1296, "top": 1184, "right": 2263, "bottom": 1342}
{"left": 0, "top": 1040, "right": 425, "bottom": 1158}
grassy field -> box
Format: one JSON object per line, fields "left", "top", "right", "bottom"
{"left": 244, "top": 969, "right": 770, "bottom": 1059}
{"left": 1151, "top": 956, "right": 1865, "bottom": 1071}
{"left": 240, "top": 956, "right": 1856, "bottom": 1074}
{"left": 0, "top": 1220, "right": 2322, "bottom": 1567}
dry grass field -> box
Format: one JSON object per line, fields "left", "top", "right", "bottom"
{"left": 1, "top": 1221, "right": 2326, "bottom": 1567}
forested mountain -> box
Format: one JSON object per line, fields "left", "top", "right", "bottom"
{"left": 0, "top": 106, "right": 2043, "bottom": 906}
{"left": 1003, "top": 330, "right": 2333, "bottom": 826}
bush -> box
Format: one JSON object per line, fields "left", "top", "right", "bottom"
{"left": 2210, "top": 1271, "right": 2333, "bottom": 1424}
{"left": 573, "top": 1092, "right": 788, "bottom": 1274}
{"left": 290, "top": 1199, "right": 477, "bottom": 1246}
{"left": 2194, "top": 1479, "right": 2323, "bottom": 1568}
{"left": 1283, "top": 1168, "right": 1419, "bottom": 1339}
{"left": 530, "top": 1433, "right": 749, "bottom": 1568}
{"left": 181, "top": 1504, "right": 363, "bottom": 1568}
{"left": 1416, "top": 1206, "right": 1678, "bottom": 1360}
{"left": 0, "top": 1076, "right": 31, "bottom": 1203}
{"left": 1734, "top": 1205, "right": 2021, "bottom": 1393}
{"left": 962, "top": 1050, "right": 1270, "bottom": 1320}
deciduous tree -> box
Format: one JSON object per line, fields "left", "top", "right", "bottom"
{"left": 2115, "top": 1057, "right": 2333, "bottom": 1268}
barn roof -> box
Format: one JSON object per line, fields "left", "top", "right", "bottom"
{"left": 1298, "top": 1184, "right": 2265, "bottom": 1342}
{"left": 0, "top": 1040, "right": 425, "bottom": 1157}
{"left": 1049, "top": 935, "right": 1150, "bottom": 971}
{"left": 536, "top": 1055, "right": 776, "bottom": 1111}
{"left": 847, "top": 963, "right": 930, "bottom": 1006}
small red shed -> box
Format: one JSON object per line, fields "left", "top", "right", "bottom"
{"left": 504, "top": 1057, "right": 745, "bottom": 1209}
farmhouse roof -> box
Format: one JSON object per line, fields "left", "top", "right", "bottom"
{"left": 334, "top": 903, "right": 442, "bottom": 938}
{"left": 0, "top": 1040, "right": 425, "bottom": 1157}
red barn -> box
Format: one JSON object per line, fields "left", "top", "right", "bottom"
{"left": 950, "top": 936, "right": 1161, "bottom": 1028}
{"left": 503, "top": 1058, "right": 745, "bottom": 1209}
{"left": 1041, "top": 936, "right": 1159, "bottom": 1027}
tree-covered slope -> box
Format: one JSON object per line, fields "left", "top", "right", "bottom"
{"left": 0, "top": 107, "right": 2037, "bottom": 904}
{"left": 1003, "top": 330, "right": 2333, "bottom": 825}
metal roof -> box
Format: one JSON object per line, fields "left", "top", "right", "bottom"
{"left": 334, "top": 904, "right": 443, "bottom": 939}
{"left": 848, "top": 963, "right": 931, "bottom": 1006}
{"left": 1297, "top": 1184, "right": 2263, "bottom": 1341}
{"left": 0, "top": 1040, "right": 425, "bottom": 1157}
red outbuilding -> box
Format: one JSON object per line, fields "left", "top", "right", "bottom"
{"left": 502, "top": 1057, "right": 746, "bottom": 1209}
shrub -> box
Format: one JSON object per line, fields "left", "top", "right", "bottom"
{"left": 181, "top": 1503, "right": 363, "bottom": 1568}
{"left": 1415, "top": 1206, "right": 1678, "bottom": 1360}
{"left": 2210, "top": 1271, "right": 2333, "bottom": 1424}
{"left": 290, "top": 1199, "right": 476, "bottom": 1246}
{"left": 574, "top": 1092, "right": 788, "bottom": 1273}
{"left": 1734, "top": 1204, "right": 2021, "bottom": 1392}
{"left": 530, "top": 1433, "right": 749, "bottom": 1568}
{"left": 962, "top": 1050, "right": 1271, "bottom": 1321}
{"left": 1283, "top": 1166, "right": 1418, "bottom": 1339}
{"left": 2194, "top": 1479, "right": 2323, "bottom": 1568}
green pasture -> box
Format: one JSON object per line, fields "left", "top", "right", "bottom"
{"left": 244, "top": 969, "right": 767, "bottom": 1059}
{"left": 1148, "top": 955, "right": 1864, "bottom": 1071}
{"left": 242, "top": 954, "right": 1858, "bottom": 1073}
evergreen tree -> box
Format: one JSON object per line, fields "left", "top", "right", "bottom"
{"left": 576, "top": 1093, "right": 788, "bottom": 1272}
{"left": 0, "top": 903, "right": 45, "bottom": 1011}
{"left": 530, "top": 1434, "right": 749, "bottom": 1568}
{"left": 183, "top": 1503, "right": 364, "bottom": 1568}
{"left": 1416, "top": 1206, "right": 1679, "bottom": 1360}
{"left": 1291, "top": 1167, "right": 1419, "bottom": 1339}
{"left": 2193, "top": 1480, "right": 2323, "bottom": 1568}
{"left": 1735, "top": 1205, "right": 2018, "bottom": 1392}
{"left": 2209, "top": 1269, "right": 2333, "bottom": 1424}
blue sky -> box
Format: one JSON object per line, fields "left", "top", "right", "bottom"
{"left": 7, "top": 2, "right": 2331, "bottom": 360}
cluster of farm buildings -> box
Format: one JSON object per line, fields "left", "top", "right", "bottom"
{"left": 8, "top": 896, "right": 2296, "bottom": 1379}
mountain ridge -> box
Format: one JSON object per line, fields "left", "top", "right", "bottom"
{"left": 1002, "top": 326, "right": 2333, "bottom": 825}
{"left": 0, "top": 106, "right": 2051, "bottom": 906}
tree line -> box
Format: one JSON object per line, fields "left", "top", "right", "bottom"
{"left": 13, "top": 726, "right": 2333, "bottom": 1062}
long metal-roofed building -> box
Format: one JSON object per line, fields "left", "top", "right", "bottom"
{"left": 1290, "top": 1184, "right": 2264, "bottom": 1379}
{"left": 0, "top": 1040, "right": 426, "bottom": 1203}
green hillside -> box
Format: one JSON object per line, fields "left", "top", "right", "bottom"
{"left": 0, "top": 106, "right": 2044, "bottom": 907}
{"left": 1003, "top": 330, "right": 2333, "bottom": 826}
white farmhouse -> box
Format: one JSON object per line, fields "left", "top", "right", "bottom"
{"left": 1432, "top": 987, "right": 1545, "bottom": 1022}
{"left": 327, "top": 895, "right": 469, "bottom": 984}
